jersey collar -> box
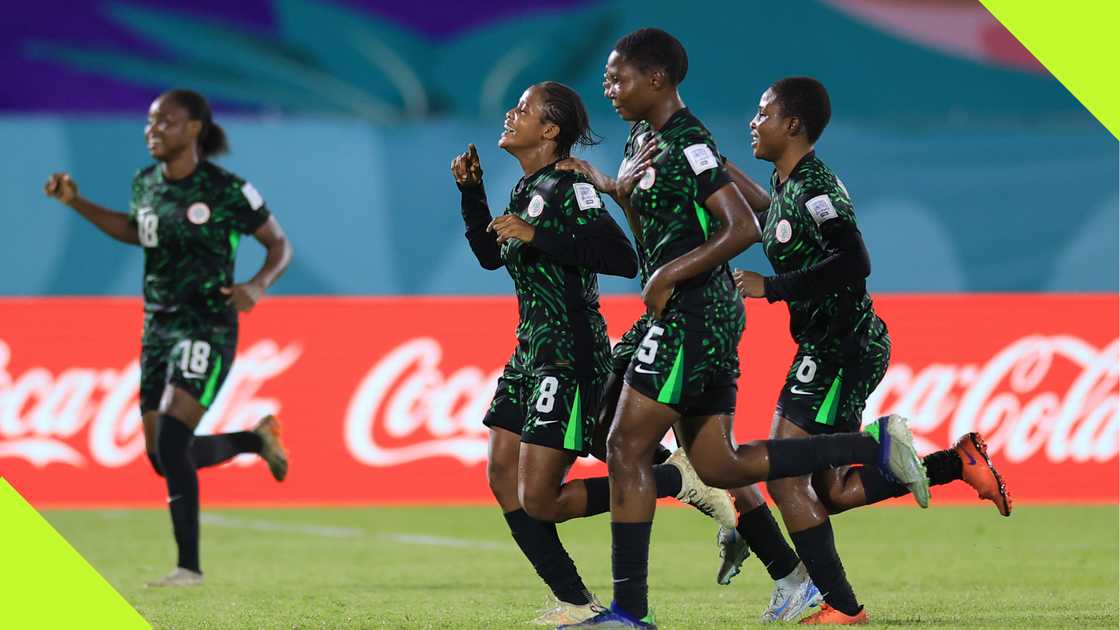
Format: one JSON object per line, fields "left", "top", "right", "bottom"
{"left": 773, "top": 150, "right": 817, "bottom": 193}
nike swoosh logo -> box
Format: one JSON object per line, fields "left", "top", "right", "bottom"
{"left": 963, "top": 450, "right": 977, "bottom": 465}
{"left": 168, "top": 494, "right": 182, "bottom": 503}
{"left": 181, "top": 373, "right": 204, "bottom": 380}
{"left": 789, "top": 386, "right": 813, "bottom": 395}
{"left": 613, "top": 577, "right": 630, "bottom": 583}
{"left": 634, "top": 365, "right": 659, "bottom": 375}
{"left": 535, "top": 420, "right": 558, "bottom": 426}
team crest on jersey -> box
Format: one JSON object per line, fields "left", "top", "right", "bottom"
{"left": 186, "top": 202, "right": 211, "bottom": 225}
{"left": 527, "top": 194, "right": 545, "bottom": 217}
{"left": 638, "top": 167, "right": 656, "bottom": 190}
{"left": 775, "top": 219, "right": 793, "bottom": 243}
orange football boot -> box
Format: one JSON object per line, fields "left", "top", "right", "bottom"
{"left": 953, "top": 432, "right": 1011, "bottom": 516}
{"left": 799, "top": 603, "right": 869, "bottom": 625}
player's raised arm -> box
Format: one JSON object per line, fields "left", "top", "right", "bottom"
{"left": 643, "top": 182, "right": 761, "bottom": 317}
{"left": 44, "top": 172, "right": 140, "bottom": 245}
{"left": 452, "top": 143, "right": 503, "bottom": 270}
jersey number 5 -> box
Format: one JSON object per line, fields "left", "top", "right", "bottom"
{"left": 636, "top": 325, "right": 665, "bottom": 364}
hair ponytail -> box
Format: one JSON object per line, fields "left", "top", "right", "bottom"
{"left": 161, "top": 89, "right": 230, "bottom": 158}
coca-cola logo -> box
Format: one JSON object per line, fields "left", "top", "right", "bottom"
{"left": 345, "top": 338, "right": 500, "bottom": 467}
{"left": 0, "top": 339, "right": 301, "bottom": 468}
{"left": 865, "top": 335, "right": 1119, "bottom": 463}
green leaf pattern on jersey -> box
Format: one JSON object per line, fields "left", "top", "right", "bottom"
{"left": 762, "top": 153, "right": 886, "bottom": 355}
{"left": 621, "top": 109, "right": 744, "bottom": 388}
{"left": 499, "top": 165, "right": 612, "bottom": 376}
{"left": 129, "top": 161, "right": 270, "bottom": 319}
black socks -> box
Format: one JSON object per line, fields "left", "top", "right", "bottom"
{"left": 146, "top": 432, "right": 263, "bottom": 477}
{"left": 923, "top": 449, "right": 963, "bottom": 486}
{"left": 503, "top": 509, "right": 589, "bottom": 605}
{"left": 737, "top": 505, "right": 800, "bottom": 580}
{"left": 611, "top": 521, "right": 652, "bottom": 620}
{"left": 582, "top": 463, "right": 682, "bottom": 518}
{"left": 767, "top": 434, "right": 878, "bottom": 480}
{"left": 789, "top": 520, "right": 860, "bottom": 616}
{"left": 858, "top": 449, "right": 964, "bottom": 504}
{"left": 156, "top": 414, "right": 200, "bottom": 573}
{"left": 191, "top": 432, "right": 263, "bottom": 468}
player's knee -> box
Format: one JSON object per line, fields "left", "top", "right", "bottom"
{"left": 605, "top": 426, "right": 634, "bottom": 467}
{"left": 486, "top": 458, "right": 517, "bottom": 500}
{"left": 520, "top": 488, "right": 562, "bottom": 523}
{"left": 767, "top": 475, "right": 811, "bottom": 505}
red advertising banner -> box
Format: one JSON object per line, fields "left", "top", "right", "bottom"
{"left": 0, "top": 295, "right": 1116, "bottom": 507}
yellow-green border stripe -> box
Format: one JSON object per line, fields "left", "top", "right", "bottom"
{"left": 981, "top": 0, "right": 1120, "bottom": 139}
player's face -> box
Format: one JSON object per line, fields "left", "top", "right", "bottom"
{"left": 498, "top": 86, "right": 557, "bottom": 153}
{"left": 749, "top": 89, "right": 786, "bottom": 161}
{"left": 603, "top": 51, "right": 649, "bottom": 122}
{"left": 145, "top": 97, "right": 199, "bottom": 162}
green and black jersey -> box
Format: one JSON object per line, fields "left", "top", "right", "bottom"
{"left": 459, "top": 163, "right": 636, "bottom": 378}
{"left": 621, "top": 108, "right": 741, "bottom": 322}
{"left": 761, "top": 152, "right": 886, "bottom": 357}
{"left": 129, "top": 161, "right": 271, "bottom": 320}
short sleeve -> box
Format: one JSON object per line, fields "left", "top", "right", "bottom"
{"left": 799, "top": 177, "right": 856, "bottom": 230}
{"left": 229, "top": 179, "right": 271, "bottom": 234}
{"left": 563, "top": 179, "right": 607, "bottom": 225}
{"left": 683, "top": 137, "right": 732, "bottom": 203}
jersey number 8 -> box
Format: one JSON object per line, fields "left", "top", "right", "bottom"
{"left": 535, "top": 376, "right": 560, "bottom": 413}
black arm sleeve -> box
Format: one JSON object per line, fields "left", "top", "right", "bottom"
{"left": 531, "top": 213, "right": 638, "bottom": 278}
{"left": 763, "top": 219, "right": 871, "bottom": 302}
{"left": 458, "top": 182, "right": 502, "bottom": 270}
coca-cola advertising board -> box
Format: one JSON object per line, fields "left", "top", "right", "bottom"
{"left": 0, "top": 296, "right": 1116, "bottom": 507}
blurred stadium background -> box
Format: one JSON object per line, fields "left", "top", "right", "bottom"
{"left": 1, "top": 1, "right": 1116, "bottom": 628}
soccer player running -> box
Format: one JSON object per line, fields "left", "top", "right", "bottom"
{"left": 452, "top": 82, "right": 739, "bottom": 626}
{"left": 575, "top": 165, "right": 819, "bottom": 619}
{"left": 556, "top": 29, "right": 928, "bottom": 630}
{"left": 731, "top": 76, "right": 1012, "bottom": 624}
{"left": 44, "top": 89, "right": 292, "bottom": 587}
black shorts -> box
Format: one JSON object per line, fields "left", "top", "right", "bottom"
{"left": 620, "top": 308, "right": 742, "bottom": 418}
{"left": 776, "top": 334, "right": 891, "bottom": 435}
{"left": 483, "top": 356, "right": 606, "bottom": 456}
{"left": 140, "top": 311, "right": 237, "bottom": 413}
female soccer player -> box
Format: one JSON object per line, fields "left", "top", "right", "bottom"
{"left": 732, "top": 76, "right": 1012, "bottom": 624}
{"left": 454, "top": 81, "right": 746, "bottom": 626}
{"left": 44, "top": 89, "right": 293, "bottom": 587}
{"left": 555, "top": 29, "right": 930, "bottom": 630}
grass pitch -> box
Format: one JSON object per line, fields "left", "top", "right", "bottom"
{"left": 45, "top": 504, "right": 1118, "bottom": 629}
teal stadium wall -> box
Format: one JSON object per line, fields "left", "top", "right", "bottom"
{"left": 2, "top": 0, "right": 1116, "bottom": 296}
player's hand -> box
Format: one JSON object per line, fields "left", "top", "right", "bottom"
{"left": 44, "top": 172, "right": 79, "bottom": 206}
{"left": 451, "top": 143, "right": 484, "bottom": 186}
{"left": 642, "top": 268, "right": 675, "bottom": 319}
{"left": 733, "top": 269, "right": 766, "bottom": 298}
{"left": 488, "top": 214, "right": 535, "bottom": 245}
{"left": 556, "top": 158, "right": 616, "bottom": 197}
{"left": 221, "top": 282, "right": 264, "bottom": 312}
{"left": 615, "top": 136, "right": 660, "bottom": 199}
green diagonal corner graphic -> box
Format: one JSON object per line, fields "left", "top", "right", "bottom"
{"left": 0, "top": 479, "right": 149, "bottom": 629}
{"left": 981, "top": 0, "right": 1120, "bottom": 140}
